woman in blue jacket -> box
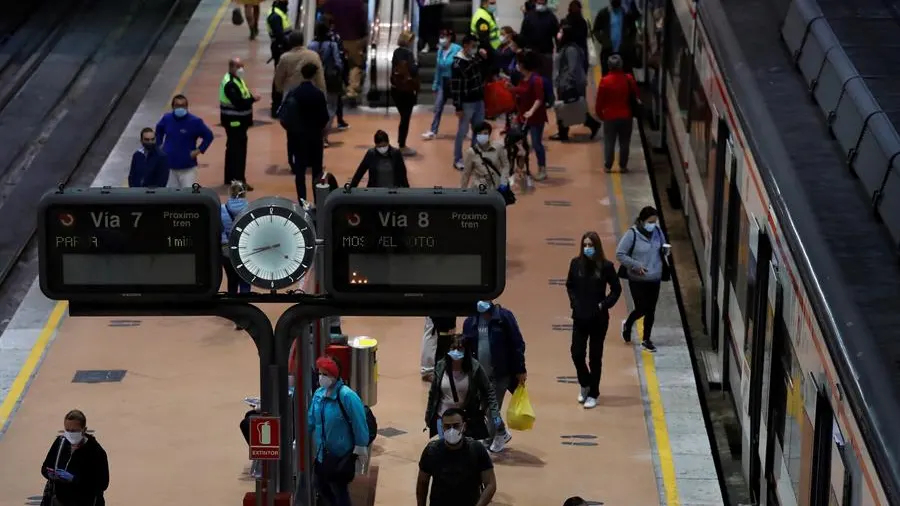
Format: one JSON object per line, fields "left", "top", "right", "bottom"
{"left": 422, "top": 29, "right": 461, "bottom": 140}
{"left": 220, "top": 181, "right": 250, "bottom": 297}
{"left": 308, "top": 356, "right": 370, "bottom": 506}
{"left": 615, "top": 206, "right": 670, "bottom": 353}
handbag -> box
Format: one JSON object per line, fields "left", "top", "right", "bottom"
{"left": 231, "top": 6, "right": 244, "bottom": 26}
{"left": 41, "top": 438, "right": 65, "bottom": 506}
{"left": 484, "top": 80, "right": 515, "bottom": 118}
{"left": 472, "top": 146, "right": 516, "bottom": 205}
{"left": 616, "top": 228, "right": 636, "bottom": 279}
{"left": 316, "top": 389, "right": 358, "bottom": 484}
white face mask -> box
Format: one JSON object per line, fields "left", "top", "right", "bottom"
{"left": 439, "top": 37, "right": 449, "bottom": 46}
{"left": 443, "top": 427, "right": 463, "bottom": 444}
{"left": 235, "top": 67, "right": 245, "bottom": 77}
{"left": 318, "top": 374, "right": 334, "bottom": 388}
{"left": 64, "top": 431, "right": 84, "bottom": 445}
{"left": 375, "top": 146, "right": 389, "bottom": 155}
{"left": 476, "top": 133, "right": 490, "bottom": 145}
{"left": 535, "top": 3, "right": 547, "bottom": 10}
{"left": 499, "top": 35, "right": 507, "bottom": 44}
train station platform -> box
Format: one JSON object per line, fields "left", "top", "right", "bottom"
{"left": 0, "top": 0, "right": 723, "bottom": 504}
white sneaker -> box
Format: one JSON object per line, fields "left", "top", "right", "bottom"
{"left": 421, "top": 131, "right": 436, "bottom": 140}
{"left": 577, "top": 387, "right": 588, "bottom": 404}
{"left": 583, "top": 397, "right": 598, "bottom": 409}
{"left": 489, "top": 431, "right": 512, "bottom": 453}
{"left": 454, "top": 161, "right": 464, "bottom": 170}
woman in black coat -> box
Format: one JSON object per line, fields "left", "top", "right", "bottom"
{"left": 40, "top": 410, "right": 109, "bottom": 506}
{"left": 565, "top": 231, "right": 621, "bottom": 409}
{"left": 349, "top": 130, "right": 411, "bottom": 188}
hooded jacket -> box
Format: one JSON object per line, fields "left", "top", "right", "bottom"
{"left": 220, "top": 198, "right": 249, "bottom": 244}
{"left": 425, "top": 356, "right": 501, "bottom": 436}
{"left": 308, "top": 380, "right": 370, "bottom": 461}
{"left": 41, "top": 434, "right": 109, "bottom": 506}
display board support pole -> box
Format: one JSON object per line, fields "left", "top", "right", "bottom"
{"left": 313, "top": 181, "right": 331, "bottom": 357}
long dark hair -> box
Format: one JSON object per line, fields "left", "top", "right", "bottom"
{"left": 577, "top": 231, "right": 607, "bottom": 273}
{"left": 445, "top": 333, "right": 473, "bottom": 373}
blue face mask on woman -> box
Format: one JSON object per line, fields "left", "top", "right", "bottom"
{"left": 643, "top": 222, "right": 657, "bottom": 233}
{"left": 448, "top": 349, "right": 465, "bottom": 361}
{"left": 583, "top": 246, "right": 595, "bottom": 258}
{"left": 476, "top": 300, "right": 492, "bottom": 313}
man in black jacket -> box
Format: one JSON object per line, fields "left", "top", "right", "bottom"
{"left": 41, "top": 410, "right": 109, "bottom": 506}
{"left": 519, "top": 0, "right": 558, "bottom": 77}
{"left": 219, "top": 57, "right": 260, "bottom": 190}
{"left": 592, "top": 0, "right": 640, "bottom": 74}
{"left": 284, "top": 63, "right": 330, "bottom": 204}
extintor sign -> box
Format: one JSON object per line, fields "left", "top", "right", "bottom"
{"left": 248, "top": 415, "right": 281, "bottom": 460}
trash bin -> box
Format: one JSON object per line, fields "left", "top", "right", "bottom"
{"left": 349, "top": 336, "right": 378, "bottom": 407}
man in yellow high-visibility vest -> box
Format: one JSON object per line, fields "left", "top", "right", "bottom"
{"left": 219, "top": 57, "right": 260, "bottom": 190}
{"left": 267, "top": 0, "right": 292, "bottom": 114}
{"left": 471, "top": 0, "right": 501, "bottom": 51}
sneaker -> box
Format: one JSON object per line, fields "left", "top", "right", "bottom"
{"left": 400, "top": 146, "right": 417, "bottom": 157}
{"left": 454, "top": 161, "right": 464, "bottom": 171}
{"left": 337, "top": 121, "right": 350, "bottom": 131}
{"left": 489, "top": 431, "right": 512, "bottom": 453}
{"left": 577, "top": 387, "right": 588, "bottom": 404}
{"left": 621, "top": 319, "right": 632, "bottom": 343}
{"left": 534, "top": 166, "right": 548, "bottom": 181}
{"left": 525, "top": 175, "right": 535, "bottom": 191}
{"left": 421, "top": 131, "right": 436, "bottom": 140}
{"left": 583, "top": 397, "right": 598, "bottom": 409}
{"left": 420, "top": 43, "right": 430, "bottom": 53}
{"left": 642, "top": 340, "right": 657, "bottom": 353}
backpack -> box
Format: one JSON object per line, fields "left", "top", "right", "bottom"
{"left": 277, "top": 86, "right": 303, "bottom": 132}
{"left": 335, "top": 386, "right": 378, "bottom": 446}
{"left": 315, "top": 42, "right": 343, "bottom": 93}
{"left": 391, "top": 56, "right": 419, "bottom": 93}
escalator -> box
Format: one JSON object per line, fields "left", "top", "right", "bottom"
{"left": 364, "top": 0, "right": 407, "bottom": 107}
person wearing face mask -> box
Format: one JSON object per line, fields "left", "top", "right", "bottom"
{"left": 418, "top": 0, "right": 448, "bottom": 53}
{"left": 460, "top": 300, "right": 527, "bottom": 452}
{"left": 220, "top": 57, "right": 261, "bottom": 191}
{"left": 616, "top": 206, "right": 670, "bottom": 353}
{"left": 595, "top": 54, "right": 640, "bottom": 172}
{"left": 128, "top": 127, "right": 169, "bottom": 188}
{"left": 592, "top": 0, "right": 640, "bottom": 74}
{"left": 424, "top": 335, "right": 503, "bottom": 446}
{"left": 550, "top": 23, "right": 600, "bottom": 142}
{"left": 471, "top": 0, "right": 502, "bottom": 52}
{"left": 416, "top": 408, "right": 497, "bottom": 506}
{"left": 519, "top": 0, "right": 559, "bottom": 78}
{"left": 154, "top": 94, "right": 214, "bottom": 188}
{"left": 461, "top": 122, "right": 510, "bottom": 192}
{"left": 563, "top": 1, "right": 589, "bottom": 68}
{"left": 40, "top": 410, "right": 109, "bottom": 506}
{"left": 308, "top": 356, "right": 370, "bottom": 506}
{"left": 349, "top": 130, "right": 411, "bottom": 188}
{"left": 422, "top": 30, "right": 461, "bottom": 140}
{"left": 450, "top": 35, "right": 489, "bottom": 170}
{"left": 509, "top": 50, "right": 549, "bottom": 180}
{"left": 565, "top": 231, "right": 622, "bottom": 409}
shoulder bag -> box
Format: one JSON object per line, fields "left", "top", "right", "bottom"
{"left": 40, "top": 438, "right": 65, "bottom": 506}
{"left": 616, "top": 228, "right": 636, "bottom": 279}
{"left": 472, "top": 146, "right": 516, "bottom": 205}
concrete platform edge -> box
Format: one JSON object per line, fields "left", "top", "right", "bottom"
{"left": 0, "top": 0, "right": 229, "bottom": 438}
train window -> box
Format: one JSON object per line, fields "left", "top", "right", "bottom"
{"left": 734, "top": 209, "right": 752, "bottom": 317}
{"left": 665, "top": 9, "right": 692, "bottom": 130}
{"left": 690, "top": 63, "right": 713, "bottom": 185}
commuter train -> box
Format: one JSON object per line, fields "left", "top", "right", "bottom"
{"left": 655, "top": 0, "right": 892, "bottom": 505}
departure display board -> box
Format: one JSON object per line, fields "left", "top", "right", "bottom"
{"left": 38, "top": 187, "right": 221, "bottom": 302}
{"left": 322, "top": 188, "right": 507, "bottom": 302}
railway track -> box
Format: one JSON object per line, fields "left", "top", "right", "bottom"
{"left": 0, "top": 0, "right": 202, "bottom": 329}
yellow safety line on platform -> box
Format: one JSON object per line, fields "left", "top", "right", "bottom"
{"left": 0, "top": 0, "right": 232, "bottom": 434}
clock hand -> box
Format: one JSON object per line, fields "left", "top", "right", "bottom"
{"left": 247, "top": 244, "right": 282, "bottom": 256}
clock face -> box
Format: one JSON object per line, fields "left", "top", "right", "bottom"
{"left": 228, "top": 202, "right": 316, "bottom": 289}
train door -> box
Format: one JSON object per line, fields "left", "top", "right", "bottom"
{"left": 706, "top": 120, "right": 731, "bottom": 357}
{"left": 764, "top": 304, "right": 788, "bottom": 506}
{"left": 716, "top": 132, "right": 740, "bottom": 389}
{"left": 810, "top": 390, "right": 835, "bottom": 506}
{"left": 746, "top": 225, "right": 773, "bottom": 503}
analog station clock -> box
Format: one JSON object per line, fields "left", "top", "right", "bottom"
{"left": 227, "top": 197, "right": 317, "bottom": 290}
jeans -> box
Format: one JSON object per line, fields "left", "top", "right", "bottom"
{"left": 489, "top": 375, "right": 510, "bottom": 436}
{"left": 325, "top": 93, "right": 339, "bottom": 132}
{"left": 527, "top": 123, "right": 546, "bottom": 167}
{"left": 454, "top": 100, "right": 485, "bottom": 163}
{"left": 430, "top": 84, "right": 448, "bottom": 134}
{"left": 625, "top": 280, "right": 662, "bottom": 342}
{"left": 571, "top": 315, "right": 609, "bottom": 398}
{"left": 603, "top": 118, "right": 633, "bottom": 170}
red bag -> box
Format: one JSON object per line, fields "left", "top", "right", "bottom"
{"left": 485, "top": 80, "right": 515, "bottom": 118}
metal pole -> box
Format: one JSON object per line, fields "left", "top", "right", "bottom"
{"left": 313, "top": 181, "right": 331, "bottom": 358}
{"left": 300, "top": 323, "right": 317, "bottom": 506}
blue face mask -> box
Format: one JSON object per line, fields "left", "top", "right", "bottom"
{"left": 583, "top": 246, "right": 595, "bottom": 258}
{"left": 448, "top": 349, "right": 465, "bottom": 361}
{"left": 643, "top": 222, "right": 657, "bottom": 233}
{"left": 173, "top": 107, "right": 188, "bottom": 118}
{"left": 487, "top": 4, "right": 497, "bottom": 13}
{"left": 476, "top": 301, "right": 492, "bottom": 313}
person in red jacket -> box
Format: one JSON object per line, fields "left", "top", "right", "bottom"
{"left": 594, "top": 54, "right": 640, "bottom": 173}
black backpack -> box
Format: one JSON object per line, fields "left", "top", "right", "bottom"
{"left": 277, "top": 86, "right": 303, "bottom": 132}
{"left": 335, "top": 386, "right": 378, "bottom": 446}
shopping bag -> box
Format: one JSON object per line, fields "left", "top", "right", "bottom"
{"left": 555, "top": 97, "right": 587, "bottom": 127}
{"left": 506, "top": 384, "right": 536, "bottom": 431}
{"left": 484, "top": 80, "right": 515, "bottom": 118}
{"left": 232, "top": 6, "right": 244, "bottom": 26}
